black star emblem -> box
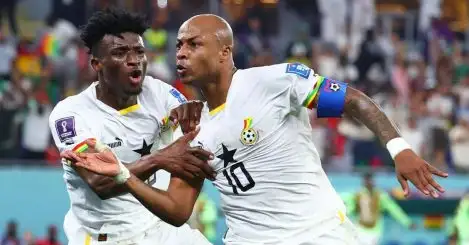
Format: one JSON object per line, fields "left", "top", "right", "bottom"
{"left": 133, "top": 140, "right": 153, "bottom": 156}
{"left": 217, "top": 144, "right": 237, "bottom": 168}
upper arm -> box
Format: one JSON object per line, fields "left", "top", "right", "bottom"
{"left": 261, "top": 63, "right": 348, "bottom": 118}
{"left": 166, "top": 84, "right": 187, "bottom": 112}
{"left": 49, "top": 105, "right": 110, "bottom": 193}
{"left": 261, "top": 63, "right": 321, "bottom": 110}
{"left": 49, "top": 105, "right": 94, "bottom": 153}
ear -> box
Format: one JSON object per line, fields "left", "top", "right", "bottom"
{"left": 91, "top": 57, "right": 102, "bottom": 72}
{"left": 220, "top": 45, "right": 232, "bottom": 62}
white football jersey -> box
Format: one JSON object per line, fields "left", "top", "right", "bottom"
{"left": 49, "top": 76, "right": 186, "bottom": 240}
{"left": 194, "top": 63, "right": 346, "bottom": 243}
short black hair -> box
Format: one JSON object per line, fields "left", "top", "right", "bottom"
{"left": 80, "top": 8, "right": 149, "bottom": 55}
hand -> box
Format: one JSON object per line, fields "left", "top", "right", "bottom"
{"left": 156, "top": 127, "right": 216, "bottom": 181}
{"left": 394, "top": 149, "right": 448, "bottom": 198}
{"left": 169, "top": 100, "right": 204, "bottom": 134}
{"left": 60, "top": 139, "right": 121, "bottom": 177}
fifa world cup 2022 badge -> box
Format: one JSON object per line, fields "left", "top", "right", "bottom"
{"left": 55, "top": 116, "right": 77, "bottom": 143}
{"left": 240, "top": 117, "right": 259, "bottom": 146}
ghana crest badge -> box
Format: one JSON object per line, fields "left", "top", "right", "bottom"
{"left": 240, "top": 117, "right": 258, "bottom": 146}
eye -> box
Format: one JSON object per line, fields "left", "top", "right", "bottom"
{"left": 112, "top": 50, "right": 126, "bottom": 57}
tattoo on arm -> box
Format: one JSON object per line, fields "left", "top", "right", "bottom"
{"left": 343, "top": 87, "right": 400, "bottom": 145}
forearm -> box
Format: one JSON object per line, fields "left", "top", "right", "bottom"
{"left": 124, "top": 175, "right": 202, "bottom": 227}
{"left": 343, "top": 87, "right": 400, "bottom": 145}
{"left": 84, "top": 154, "right": 161, "bottom": 199}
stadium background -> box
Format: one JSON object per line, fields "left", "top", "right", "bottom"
{"left": 1, "top": 0, "right": 469, "bottom": 244}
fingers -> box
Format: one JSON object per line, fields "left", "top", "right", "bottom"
{"left": 189, "top": 147, "right": 214, "bottom": 160}
{"left": 181, "top": 103, "right": 192, "bottom": 132}
{"left": 62, "top": 150, "right": 85, "bottom": 163}
{"left": 179, "top": 126, "right": 201, "bottom": 143}
{"left": 73, "top": 159, "right": 92, "bottom": 169}
{"left": 429, "top": 165, "right": 449, "bottom": 178}
{"left": 424, "top": 166, "right": 446, "bottom": 194}
{"left": 185, "top": 154, "right": 216, "bottom": 180}
{"left": 397, "top": 175, "right": 409, "bottom": 197}
{"left": 417, "top": 169, "right": 432, "bottom": 197}
{"left": 169, "top": 108, "right": 179, "bottom": 126}
{"left": 84, "top": 138, "right": 96, "bottom": 148}
{"left": 190, "top": 101, "right": 203, "bottom": 130}
{"left": 170, "top": 101, "right": 204, "bottom": 134}
{"left": 406, "top": 170, "right": 428, "bottom": 196}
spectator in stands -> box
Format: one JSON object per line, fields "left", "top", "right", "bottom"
{"left": 0, "top": 0, "right": 19, "bottom": 36}
{"left": 426, "top": 82, "right": 455, "bottom": 171}
{"left": 1, "top": 220, "right": 20, "bottom": 245}
{"left": 20, "top": 95, "right": 52, "bottom": 160}
{"left": 449, "top": 111, "right": 469, "bottom": 172}
{"left": 448, "top": 190, "right": 469, "bottom": 245}
{"left": 0, "top": 67, "right": 31, "bottom": 158}
{"left": 341, "top": 173, "right": 415, "bottom": 245}
{"left": 284, "top": 27, "right": 312, "bottom": 67}
{"left": 354, "top": 30, "right": 387, "bottom": 91}
{"left": 35, "top": 225, "right": 61, "bottom": 245}
{"left": 453, "top": 72, "right": 469, "bottom": 109}
{"left": 0, "top": 32, "right": 16, "bottom": 81}
{"left": 144, "top": 8, "right": 172, "bottom": 83}
{"left": 21, "top": 231, "right": 34, "bottom": 245}
{"left": 400, "top": 116, "right": 425, "bottom": 157}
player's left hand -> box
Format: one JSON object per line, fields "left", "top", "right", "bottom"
{"left": 394, "top": 149, "right": 448, "bottom": 198}
{"left": 61, "top": 139, "right": 121, "bottom": 177}
{"left": 169, "top": 100, "right": 204, "bottom": 134}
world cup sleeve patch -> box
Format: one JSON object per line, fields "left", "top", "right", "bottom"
{"left": 169, "top": 88, "right": 187, "bottom": 103}
{"left": 285, "top": 63, "right": 311, "bottom": 79}
{"left": 55, "top": 116, "right": 77, "bottom": 142}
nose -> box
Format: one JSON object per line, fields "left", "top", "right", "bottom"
{"left": 126, "top": 53, "right": 140, "bottom": 67}
{"left": 176, "top": 46, "right": 188, "bottom": 60}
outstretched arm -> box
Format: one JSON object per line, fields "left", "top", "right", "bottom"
{"left": 311, "top": 82, "right": 447, "bottom": 197}
{"left": 341, "top": 87, "right": 399, "bottom": 145}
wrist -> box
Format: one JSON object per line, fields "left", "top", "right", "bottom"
{"left": 386, "top": 137, "right": 412, "bottom": 160}
{"left": 114, "top": 160, "right": 130, "bottom": 184}
{"left": 149, "top": 152, "right": 168, "bottom": 171}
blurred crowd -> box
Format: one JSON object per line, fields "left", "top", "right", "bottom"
{"left": 1, "top": 221, "right": 61, "bottom": 245}
{"left": 1, "top": 0, "right": 469, "bottom": 176}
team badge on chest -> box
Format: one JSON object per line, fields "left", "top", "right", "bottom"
{"left": 240, "top": 117, "right": 258, "bottom": 146}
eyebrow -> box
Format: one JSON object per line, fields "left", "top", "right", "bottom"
{"left": 177, "top": 35, "right": 201, "bottom": 42}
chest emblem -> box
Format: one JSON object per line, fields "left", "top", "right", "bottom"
{"left": 240, "top": 117, "right": 258, "bottom": 146}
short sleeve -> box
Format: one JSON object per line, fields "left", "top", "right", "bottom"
{"left": 166, "top": 86, "right": 187, "bottom": 112}
{"left": 262, "top": 63, "right": 323, "bottom": 110}
{"left": 49, "top": 106, "right": 95, "bottom": 153}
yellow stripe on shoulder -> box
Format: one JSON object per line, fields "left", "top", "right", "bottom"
{"left": 209, "top": 103, "right": 225, "bottom": 116}
{"left": 119, "top": 104, "right": 140, "bottom": 115}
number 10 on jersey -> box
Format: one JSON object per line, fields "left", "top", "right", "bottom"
{"left": 222, "top": 162, "right": 255, "bottom": 195}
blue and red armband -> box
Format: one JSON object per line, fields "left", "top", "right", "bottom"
{"left": 316, "top": 77, "right": 347, "bottom": 118}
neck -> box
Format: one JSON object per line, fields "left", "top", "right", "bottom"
{"left": 96, "top": 80, "right": 137, "bottom": 111}
{"left": 200, "top": 65, "right": 236, "bottom": 111}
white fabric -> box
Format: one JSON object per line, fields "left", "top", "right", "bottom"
{"left": 194, "top": 63, "right": 348, "bottom": 244}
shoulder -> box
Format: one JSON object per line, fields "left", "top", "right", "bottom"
{"left": 238, "top": 63, "right": 314, "bottom": 85}
{"left": 50, "top": 93, "right": 87, "bottom": 120}
{"left": 142, "top": 76, "right": 186, "bottom": 103}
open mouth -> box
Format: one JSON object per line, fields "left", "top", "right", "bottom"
{"left": 176, "top": 64, "right": 187, "bottom": 74}
{"left": 129, "top": 70, "right": 143, "bottom": 84}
